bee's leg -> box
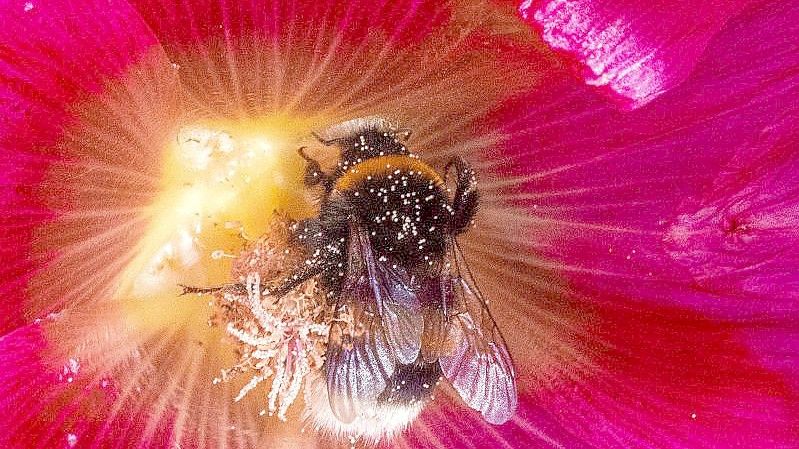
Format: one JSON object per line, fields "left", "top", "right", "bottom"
{"left": 179, "top": 284, "right": 224, "bottom": 296}
{"left": 180, "top": 263, "right": 324, "bottom": 300}
{"left": 264, "top": 242, "right": 340, "bottom": 297}
{"left": 298, "top": 146, "right": 331, "bottom": 187}
{"left": 178, "top": 282, "right": 245, "bottom": 296}
{"left": 264, "top": 263, "right": 326, "bottom": 297}
{"left": 445, "top": 156, "right": 479, "bottom": 235}
{"left": 289, "top": 218, "right": 324, "bottom": 251}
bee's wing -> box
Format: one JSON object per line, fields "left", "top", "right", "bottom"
{"left": 438, "top": 239, "right": 518, "bottom": 425}
{"left": 324, "top": 221, "right": 423, "bottom": 422}
{"left": 417, "top": 273, "right": 454, "bottom": 362}
{"left": 325, "top": 312, "right": 395, "bottom": 423}
{"left": 344, "top": 221, "right": 423, "bottom": 364}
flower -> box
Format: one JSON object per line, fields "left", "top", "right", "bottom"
{"left": 1, "top": 0, "right": 798, "bottom": 448}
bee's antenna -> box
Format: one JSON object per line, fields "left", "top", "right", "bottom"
{"left": 311, "top": 132, "right": 340, "bottom": 146}
{"left": 297, "top": 146, "right": 313, "bottom": 162}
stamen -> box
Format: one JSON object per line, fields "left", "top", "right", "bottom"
{"left": 201, "top": 218, "right": 331, "bottom": 422}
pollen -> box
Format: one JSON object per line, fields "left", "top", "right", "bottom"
{"left": 204, "top": 218, "right": 333, "bottom": 422}
{"left": 40, "top": 112, "right": 359, "bottom": 445}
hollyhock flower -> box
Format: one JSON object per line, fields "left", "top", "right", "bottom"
{"left": 1, "top": 0, "right": 798, "bottom": 448}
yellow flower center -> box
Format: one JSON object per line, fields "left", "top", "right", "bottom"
{"left": 117, "top": 117, "right": 319, "bottom": 341}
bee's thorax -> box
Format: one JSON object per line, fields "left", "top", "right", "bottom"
{"left": 333, "top": 155, "right": 443, "bottom": 193}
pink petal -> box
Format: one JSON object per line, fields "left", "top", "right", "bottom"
{"left": 408, "top": 302, "right": 799, "bottom": 448}
{"left": 519, "top": 0, "right": 755, "bottom": 108}
{"left": 498, "top": 0, "right": 799, "bottom": 321}
{"left": 412, "top": 393, "right": 593, "bottom": 449}
{"left": 0, "top": 324, "right": 182, "bottom": 449}
{"left": 0, "top": 0, "right": 163, "bottom": 334}
{"left": 128, "top": 0, "right": 449, "bottom": 52}
{"left": 485, "top": 2, "right": 799, "bottom": 444}
{"left": 0, "top": 0, "right": 161, "bottom": 148}
{"left": 743, "top": 327, "right": 799, "bottom": 392}
{"left": 664, "top": 132, "right": 799, "bottom": 318}
{"left": 527, "top": 304, "right": 799, "bottom": 448}
{"left": 3, "top": 0, "right": 796, "bottom": 447}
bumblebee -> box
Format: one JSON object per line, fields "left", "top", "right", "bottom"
{"left": 290, "top": 117, "right": 516, "bottom": 425}
{"left": 190, "top": 117, "right": 517, "bottom": 426}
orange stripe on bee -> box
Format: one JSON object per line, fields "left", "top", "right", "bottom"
{"left": 334, "top": 155, "right": 444, "bottom": 191}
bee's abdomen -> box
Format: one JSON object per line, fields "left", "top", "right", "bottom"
{"left": 377, "top": 361, "right": 442, "bottom": 407}
{"left": 336, "top": 156, "right": 452, "bottom": 265}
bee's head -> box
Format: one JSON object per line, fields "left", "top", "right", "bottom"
{"left": 313, "top": 116, "right": 413, "bottom": 169}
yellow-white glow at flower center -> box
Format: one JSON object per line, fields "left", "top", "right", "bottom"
{"left": 116, "top": 118, "right": 315, "bottom": 338}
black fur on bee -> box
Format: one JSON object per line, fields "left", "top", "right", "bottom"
{"left": 289, "top": 118, "right": 514, "bottom": 426}
{"left": 285, "top": 118, "right": 479, "bottom": 304}
{"left": 376, "top": 361, "right": 442, "bottom": 407}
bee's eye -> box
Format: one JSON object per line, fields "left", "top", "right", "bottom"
{"left": 304, "top": 161, "right": 323, "bottom": 186}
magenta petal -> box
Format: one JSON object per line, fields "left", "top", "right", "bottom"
{"left": 0, "top": 324, "right": 182, "bottom": 449}
{"left": 415, "top": 301, "right": 799, "bottom": 448}
{"left": 499, "top": 0, "right": 799, "bottom": 320}
{"left": 0, "top": 0, "right": 160, "bottom": 147}
{"left": 128, "top": 0, "right": 449, "bottom": 52}
{"left": 412, "top": 393, "right": 593, "bottom": 449}
{"left": 544, "top": 304, "right": 799, "bottom": 448}
{"left": 520, "top": 0, "right": 755, "bottom": 108}
{"left": 490, "top": 3, "right": 799, "bottom": 441}
{"left": 743, "top": 327, "right": 799, "bottom": 392}
{"left": 2, "top": 0, "right": 796, "bottom": 447}
{"left": 0, "top": 0, "right": 162, "bottom": 334}
{"left": 664, "top": 133, "right": 799, "bottom": 318}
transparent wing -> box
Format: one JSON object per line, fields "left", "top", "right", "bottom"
{"left": 418, "top": 273, "right": 454, "bottom": 362}
{"left": 324, "top": 221, "right": 423, "bottom": 422}
{"left": 325, "top": 310, "right": 395, "bottom": 423}
{"left": 438, "top": 239, "right": 518, "bottom": 424}
{"left": 344, "top": 221, "right": 422, "bottom": 364}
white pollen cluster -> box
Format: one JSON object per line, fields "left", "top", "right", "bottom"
{"left": 131, "top": 124, "right": 287, "bottom": 298}
{"left": 205, "top": 219, "right": 336, "bottom": 422}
